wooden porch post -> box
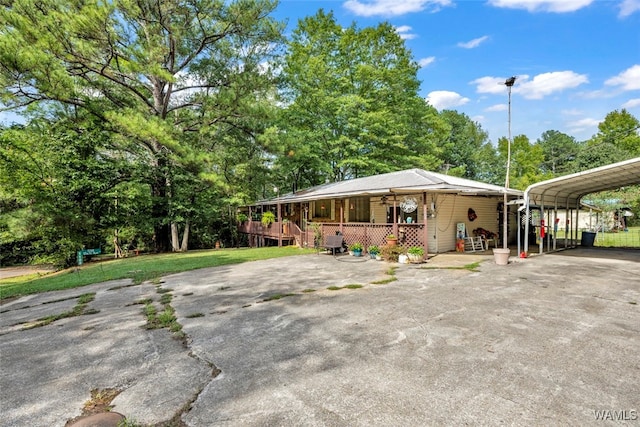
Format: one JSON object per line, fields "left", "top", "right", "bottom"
{"left": 339, "top": 200, "right": 344, "bottom": 234}
{"left": 248, "top": 206, "right": 253, "bottom": 248}
{"left": 392, "top": 195, "right": 398, "bottom": 238}
{"left": 277, "top": 200, "right": 282, "bottom": 247}
{"left": 423, "top": 192, "right": 429, "bottom": 258}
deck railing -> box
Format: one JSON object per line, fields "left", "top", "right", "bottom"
{"left": 239, "top": 220, "right": 426, "bottom": 252}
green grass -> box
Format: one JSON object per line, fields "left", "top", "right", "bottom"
{"left": 371, "top": 277, "right": 397, "bottom": 285}
{"left": 23, "top": 292, "right": 97, "bottom": 329}
{"left": 553, "top": 226, "right": 640, "bottom": 248}
{"left": 0, "top": 247, "right": 313, "bottom": 301}
{"left": 262, "top": 293, "right": 296, "bottom": 302}
{"left": 421, "top": 262, "right": 481, "bottom": 272}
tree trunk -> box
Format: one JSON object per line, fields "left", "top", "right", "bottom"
{"left": 180, "top": 220, "right": 190, "bottom": 252}
{"left": 171, "top": 222, "right": 180, "bottom": 252}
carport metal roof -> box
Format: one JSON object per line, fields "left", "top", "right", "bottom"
{"left": 524, "top": 157, "right": 640, "bottom": 207}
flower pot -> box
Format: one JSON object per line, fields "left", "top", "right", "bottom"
{"left": 375, "top": 255, "right": 382, "bottom": 261}
{"left": 407, "top": 253, "right": 423, "bottom": 263}
{"left": 386, "top": 238, "right": 398, "bottom": 247}
{"left": 398, "top": 254, "right": 408, "bottom": 264}
{"left": 369, "top": 253, "right": 377, "bottom": 259}
{"left": 353, "top": 249, "right": 362, "bottom": 257}
{"left": 493, "top": 248, "right": 510, "bottom": 265}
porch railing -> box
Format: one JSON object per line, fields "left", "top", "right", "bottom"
{"left": 239, "top": 220, "right": 426, "bottom": 252}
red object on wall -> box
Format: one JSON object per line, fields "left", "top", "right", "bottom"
{"left": 540, "top": 219, "right": 545, "bottom": 238}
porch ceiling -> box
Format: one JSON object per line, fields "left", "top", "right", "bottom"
{"left": 524, "top": 157, "right": 640, "bottom": 207}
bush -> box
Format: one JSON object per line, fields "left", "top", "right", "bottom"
{"left": 367, "top": 245, "right": 380, "bottom": 255}
{"left": 381, "top": 244, "right": 404, "bottom": 262}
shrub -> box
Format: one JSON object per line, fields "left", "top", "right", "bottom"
{"left": 381, "top": 244, "right": 404, "bottom": 262}
{"left": 368, "top": 245, "right": 380, "bottom": 254}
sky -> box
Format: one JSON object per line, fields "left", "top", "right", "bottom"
{"left": 272, "top": 0, "right": 640, "bottom": 144}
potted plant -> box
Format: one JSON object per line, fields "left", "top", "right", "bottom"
{"left": 236, "top": 213, "right": 248, "bottom": 224}
{"left": 386, "top": 234, "right": 398, "bottom": 246}
{"left": 368, "top": 245, "right": 380, "bottom": 259}
{"left": 349, "top": 242, "right": 363, "bottom": 257}
{"left": 261, "top": 211, "right": 275, "bottom": 228}
{"left": 407, "top": 246, "right": 424, "bottom": 263}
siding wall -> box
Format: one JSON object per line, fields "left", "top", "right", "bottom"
{"left": 433, "top": 194, "right": 503, "bottom": 252}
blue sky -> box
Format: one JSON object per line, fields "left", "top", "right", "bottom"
{"left": 273, "top": 0, "right": 640, "bottom": 144}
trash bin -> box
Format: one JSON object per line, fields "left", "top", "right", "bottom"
{"left": 581, "top": 231, "right": 596, "bottom": 247}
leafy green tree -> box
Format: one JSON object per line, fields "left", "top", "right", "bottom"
{"left": 570, "top": 110, "right": 640, "bottom": 172}
{"left": 0, "top": 118, "right": 138, "bottom": 266}
{"left": 439, "top": 110, "right": 491, "bottom": 179}
{"left": 536, "top": 130, "right": 580, "bottom": 175}
{"left": 274, "top": 10, "right": 443, "bottom": 185}
{"left": 497, "top": 134, "right": 549, "bottom": 190}
{"left": 0, "top": 0, "right": 283, "bottom": 252}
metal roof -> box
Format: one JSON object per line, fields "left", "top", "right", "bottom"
{"left": 256, "top": 168, "right": 522, "bottom": 205}
{"left": 524, "top": 157, "right": 640, "bottom": 207}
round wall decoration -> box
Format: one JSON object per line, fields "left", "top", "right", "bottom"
{"left": 400, "top": 197, "right": 418, "bottom": 213}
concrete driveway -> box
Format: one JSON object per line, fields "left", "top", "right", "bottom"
{"left": 1, "top": 249, "right": 639, "bottom": 426}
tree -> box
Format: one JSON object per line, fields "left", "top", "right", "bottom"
{"left": 0, "top": 118, "right": 138, "bottom": 266}
{"left": 536, "top": 130, "right": 580, "bottom": 175}
{"left": 497, "top": 134, "right": 549, "bottom": 190}
{"left": 569, "top": 110, "right": 640, "bottom": 172}
{"left": 0, "top": 0, "right": 283, "bottom": 252}
{"left": 439, "top": 110, "right": 490, "bottom": 179}
{"left": 274, "top": 10, "right": 443, "bottom": 185}
{"left": 595, "top": 109, "right": 640, "bottom": 156}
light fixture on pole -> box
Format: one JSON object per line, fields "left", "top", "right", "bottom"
{"left": 502, "top": 76, "right": 516, "bottom": 249}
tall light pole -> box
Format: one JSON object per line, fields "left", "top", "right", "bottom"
{"left": 502, "top": 76, "right": 516, "bottom": 249}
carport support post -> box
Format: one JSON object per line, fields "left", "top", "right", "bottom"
{"left": 422, "top": 192, "right": 429, "bottom": 258}
{"left": 540, "top": 202, "right": 547, "bottom": 255}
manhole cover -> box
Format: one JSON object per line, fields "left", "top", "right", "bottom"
{"left": 68, "top": 412, "right": 125, "bottom": 427}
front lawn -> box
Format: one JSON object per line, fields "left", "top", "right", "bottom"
{"left": 0, "top": 247, "right": 313, "bottom": 301}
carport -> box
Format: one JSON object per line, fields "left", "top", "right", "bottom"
{"left": 522, "top": 157, "right": 640, "bottom": 255}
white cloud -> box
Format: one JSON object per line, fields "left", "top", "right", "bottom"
{"left": 605, "top": 65, "right": 640, "bottom": 90}
{"left": 457, "top": 36, "right": 489, "bottom": 49}
{"left": 472, "top": 76, "right": 514, "bottom": 95}
{"left": 622, "top": 98, "right": 640, "bottom": 109}
{"left": 485, "top": 104, "right": 508, "bottom": 112}
{"left": 395, "top": 25, "right": 417, "bottom": 40}
{"left": 425, "top": 91, "right": 470, "bottom": 109}
{"left": 516, "top": 71, "right": 588, "bottom": 99}
{"left": 567, "top": 117, "right": 600, "bottom": 132}
{"left": 343, "top": 0, "right": 452, "bottom": 17}
{"left": 619, "top": 0, "right": 640, "bottom": 17}
{"left": 473, "top": 72, "right": 587, "bottom": 99}
{"left": 487, "top": 0, "right": 594, "bottom": 13}
{"left": 418, "top": 56, "right": 436, "bottom": 67}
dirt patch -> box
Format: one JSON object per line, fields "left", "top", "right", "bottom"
{"left": 0, "top": 266, "right": 55, "bottom": 280}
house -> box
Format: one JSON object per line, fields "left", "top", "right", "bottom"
{"left": 239, "top": 169, "right": 523, "bottom": 256}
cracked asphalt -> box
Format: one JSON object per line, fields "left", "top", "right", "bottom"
{"left": 1, "top": 248, "right": 639, "bottom": 426}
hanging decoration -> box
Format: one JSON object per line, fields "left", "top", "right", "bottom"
{"left": 400, "top": 197, "right": 418, "bottom": 213}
